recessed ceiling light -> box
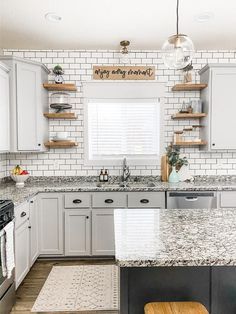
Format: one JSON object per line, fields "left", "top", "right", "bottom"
{"left": 45, "top": 12, "right": 62, "bottom": 23}
{"left": 195, "top": 12, "right": 214, "bottom": 23}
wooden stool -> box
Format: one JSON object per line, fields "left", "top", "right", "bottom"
{"left": 144, "top": 302, "right": 209, "bottom": 314}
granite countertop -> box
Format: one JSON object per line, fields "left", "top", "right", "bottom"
{"left": 114, "top": 208, "right": 236, "bottom": 267}
{"left": 1, "top": 176, "right": 236, "bottom": 207}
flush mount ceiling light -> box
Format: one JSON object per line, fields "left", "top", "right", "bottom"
{"left": 45, "top": 12, "right": 62, "bottom": 23}
{"left": 162, "top": 0, "right": 195, "bottom": 69}
{"left": 120, "top": 40, "right": 130, "bottom": 64}
{"left": 195, "top": 12, "right": 214, "bottom": 23}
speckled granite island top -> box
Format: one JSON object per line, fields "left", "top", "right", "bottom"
{"left": 1, "top": 176, "right": 236, "bottom": 207}
{"left": 114, "top": 208, "right": 236, "bottom": 267}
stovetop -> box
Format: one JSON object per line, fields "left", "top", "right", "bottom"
{"left": 0, "top": 200, "right": 14, "bottom": 230}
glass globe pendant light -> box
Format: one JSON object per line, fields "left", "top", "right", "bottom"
{"left": 120, "top": 40, "right": 130, "bottom": 64}
{"left": 162, "top": 0, "right": 195, "bottom": 69}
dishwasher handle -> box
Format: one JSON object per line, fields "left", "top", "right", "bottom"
{"left": 169, "top": 192, "right": 215, "bottom": 198}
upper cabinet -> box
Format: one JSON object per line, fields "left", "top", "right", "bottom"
{"left": 200, "top": 64, "right": 236, "bottom": 151}
{"left": 0, "top": 56, "right": 50, "bottom": 152}
{"left": 0, "top": 62, "right": 10, "bottom": 152}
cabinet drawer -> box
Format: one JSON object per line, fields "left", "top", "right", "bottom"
{"left": 128, "top": 192, "right": 165, "bottom": 208}
{"left": 92, "top": 193, "right": 127, "bottom": 208}
{"left": 220, "top": 192, "right": 236, "bottom": 207}
{"left": 15, "top": 201, "right": 30, "bottom": 229}
{"left": 65, "top": 193, "right": 91, "bottom": 208}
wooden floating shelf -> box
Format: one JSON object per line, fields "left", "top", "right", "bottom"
{"left": 172, "top": 83, "right": 208, "bottom": 91}
{"left": 43, "top": 83, "right": 77, "bottom": 91}
{"left": 44, "top": 141, "right": 78, "bottom": 148}
{"left": 44, "top": 112, "right": 77, "bottom": 119}
{"left": 173, "top": 141, "right": 207, "bottom": 147}
{"left": 171, "top": 113, "right": 207, "bottom": 119}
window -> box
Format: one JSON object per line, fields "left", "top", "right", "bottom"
{"left": 83, "top": 82, "right": 165, "bottom": 165}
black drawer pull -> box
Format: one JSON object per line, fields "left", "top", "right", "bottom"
{"left": 140, "top": 199, "right": 149, "bottom": 204}
{"left": 105, "top": 199, "right": 114, "bottom": 204}
{"left": 21, "top": 211, "right": 26, "bottom": 217}
{"left": 73, "top": 199, "right": 82, "bottom": 204}
{"left": 86, "top": 216, "right": 89, "bottom": 219}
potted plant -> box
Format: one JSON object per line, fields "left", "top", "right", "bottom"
{"left": 52, "top": 65, "right": 64, "bottom": 84}
{"left": 166, "top": 145, "right": 188, "bottom": 183}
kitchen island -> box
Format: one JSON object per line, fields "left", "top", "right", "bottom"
{"left": 114, "top": 208, "right": 236, "bottom": 314}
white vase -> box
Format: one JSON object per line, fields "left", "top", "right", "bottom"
{"left": 168, "top": 166, "right": 180, "bottom": 183}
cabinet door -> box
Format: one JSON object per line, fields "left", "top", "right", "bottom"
{"left": 211, "top": 68, "right": 236, "bottom": 150}
{"left": 92, "top": 209, "right": 115, "bottom": 256}
{"left": 16, "top": 62, "right": 40, "bottom": 151}
{"left": 65, "top": 210, "right": 91, "bottom": 256}
{"left": 29, "top": 197, "right": 39, "bottom": 266}
{"left": 38, "top": 194, "right": 63, "bottom": 255}
{"left": 15, "top": 220, "right": 30, "bottom": 289}
{"left": 0, "top": 66, "right": 9, "bottom": 151}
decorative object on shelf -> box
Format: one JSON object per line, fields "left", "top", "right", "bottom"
{"left": 172, "top": 83, "right": 207, "bottom": 91}
{"left": 191, "top": 99, "right": 202, "bottom": 113}
{"left": 120, "top": 40, "right": 130, "bottom": 64}
{"left": 43, "top": 83, "right": 77, "bottom": 91}
{"left": 52, "top": 65, "right": 64, "bottom": 84}
{"left": 174, "top": 131, "right": 183, "bottom": 144}
{"left": 179, "top": 101, "right": 189, "bottom": 113}
{"left": 182, "top": 62, "right": 194, "bottom": 83}
{"left": 93, "top": 65, "right": 155, "bottom": 80}
{"left": 10, "top": 165, "right": 30, "bottom": 187}
{"left": 162, "top": 0, "right": 195, "bottom": 69}
{"left": 50, "top": 92, "right": 72, "bottom": 113}
{"left": 166, "top": 145, "right": 188, "bottom": 183}
{"left": 52, "top": 132, "right": 68, "bottom": 142}
{"left": 187, "top": 104, "right": 193, "bottom": 114}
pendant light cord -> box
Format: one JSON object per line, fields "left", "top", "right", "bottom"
{"left": 176, "top": 0, "right": 179, "bottom": 35}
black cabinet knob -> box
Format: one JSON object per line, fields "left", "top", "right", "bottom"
{"left": 105, "top": 199, "right": 114, "bottom": 204}
{"left": 38, "top": 143, "right": 41, "bottom": 146}
{"left": 140, "top": 199, "right": 149, "bottom": 204}
{"left": 86, "top": 216, "right": 89, "bottom": 219}
{"left": 30, "top": 200, "right": 34, "bottom": 203}
{"left": 73, "top": 199, "right": 82, "bottom": 204}
{"left": 21, "top": 212, "right": 26, "bottom": 217}
{"left": 28, "top": 226, "right": 31, "bottom": 229}
{"left": 212, "top": 143, "right": 215, "bottom": 146}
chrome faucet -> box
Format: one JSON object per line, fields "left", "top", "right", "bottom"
{"left": 121, "top": 157, "right": 130, "bottom": 183}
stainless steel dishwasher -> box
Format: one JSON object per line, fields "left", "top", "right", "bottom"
{"left": 167, "top": 191, "right": 218, "bottom": 209}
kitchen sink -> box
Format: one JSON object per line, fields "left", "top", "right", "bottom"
{"left": 96, "top": 182, "right": 156, "bottom": 188}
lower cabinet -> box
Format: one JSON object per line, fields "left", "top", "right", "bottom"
{"left": 38, "top": 193, "right": 63, "bottom": 255}
{"left": 92, "top": 209, "right": 115, "bottom": 256}
{"left": 65, "top": 210, "right": 91, "bottom": 256}
{"left": 15, "top": 202, "right": 30, "bottom": 289}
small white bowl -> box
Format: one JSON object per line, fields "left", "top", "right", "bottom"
{"left": 10, "top": 174, "right": 30, "bottom": 187}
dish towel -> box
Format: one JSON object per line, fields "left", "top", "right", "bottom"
{"left": 0, "top": 229, "right": 7, "bottom": 277}
{"left": 4, "top": 221, "right": 15, "bottom": 278}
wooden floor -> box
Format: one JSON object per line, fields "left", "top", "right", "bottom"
{"left": 11, "top": 259, "right": 119, "bottom": 314}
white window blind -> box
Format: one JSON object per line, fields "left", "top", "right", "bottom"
{"left": 87, "top": 98, "right": 160, "bottom": 161}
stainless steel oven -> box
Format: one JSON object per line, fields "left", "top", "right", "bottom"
{"left": 0, "top": 200, "right": 15, "bottom": 314}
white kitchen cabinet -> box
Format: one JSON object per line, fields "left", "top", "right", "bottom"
{"left": 92, "top": 209, "right": 115, "bottom": 256}
{"left": 0, "top": 62, "right": 10, "bottom": 152}
{"left": 220, "top": 192, "right": 236, "bottom": 208}
{"left": 15, "top": 201, "right": 30, "bottom": 289}
{"left": 29, "top": 196, "right": 39, "bottom": 266}
{"left": 65, "top": 209, "right": 91, "bottom": 256}
{"left": 38, "top": 193, "right": 63, "bottom": 255}
{"left": 0, "top": 56, "right": 49, "bottom": 152}
{"left": 200, "top": 64, "right": 236, "bottom": 150}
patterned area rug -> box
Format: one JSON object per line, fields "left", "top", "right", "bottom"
{"left": 31, "top": 265, "right": 119, "bottom": 312}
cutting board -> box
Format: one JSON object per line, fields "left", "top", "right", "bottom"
{"left": 161, "top": 155, "right": 170, "bottom": 182}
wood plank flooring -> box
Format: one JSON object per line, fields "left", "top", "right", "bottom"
{"left": 11, "top": 259, "right": 119, "bottom": 314}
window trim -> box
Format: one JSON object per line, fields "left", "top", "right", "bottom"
{"left": 83, "top": 81, "right": 165, "bottom": 166}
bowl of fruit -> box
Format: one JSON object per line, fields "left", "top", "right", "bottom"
{"left": 10, "top": 165, "right": 30, "bottom": 187}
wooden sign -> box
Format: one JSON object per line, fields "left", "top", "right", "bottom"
{"left": 93, "top": 66, "right": 155, "bottom": 80}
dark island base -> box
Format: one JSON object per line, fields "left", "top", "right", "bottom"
{"left": 120, "top": 266, "right": 236, "bottom": 314}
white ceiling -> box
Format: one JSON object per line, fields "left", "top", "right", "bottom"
{"left": 1, "top": 0, "right": 236, "bottom": 50}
